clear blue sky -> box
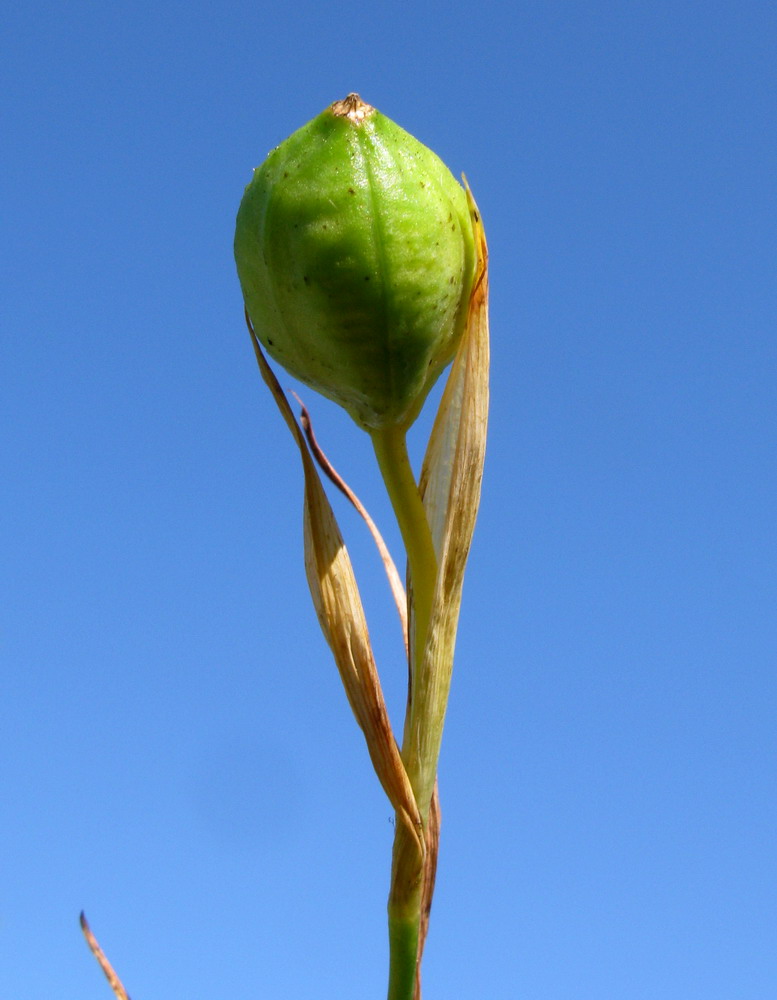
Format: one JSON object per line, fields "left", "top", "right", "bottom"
{"left": 2, "top": 2, "right": 776, "bottom": 998}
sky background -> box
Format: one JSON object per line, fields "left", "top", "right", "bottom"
{"left": 2, "top": 1, "right": 776, "bottom": 998}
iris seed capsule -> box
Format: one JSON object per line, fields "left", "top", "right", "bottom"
{"left": 234, "top": 93, "right": 476, "bottom": 431}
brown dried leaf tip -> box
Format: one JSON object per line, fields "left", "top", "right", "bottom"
{"left": 80, "top": 912, "right": 132, "bottom": 1000}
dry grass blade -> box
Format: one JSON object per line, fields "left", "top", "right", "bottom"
{"left": 301, "top": 482, "right": 422, "bottom": 854}
{"left": 413, "top": 780, "right": 441, "bottom": 1000}
{"left": 80, "top": 912, "right": 131, "bottom": 1000}
{"left": 420, "top": 182, "right": 489, "bottom": 556}
{"left": 246, "top": 313, "right": 423, "bottom": 854}
{"left": 297, "top": 398, "right": 409, "bottom": 657}
{"left": 408, "top": 184, "right": 490, "bottom": 816}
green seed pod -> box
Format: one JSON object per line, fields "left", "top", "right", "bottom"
{"left": 234, "top": 94, "right": 476, "bottom": 431}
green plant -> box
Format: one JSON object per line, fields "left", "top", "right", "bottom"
{"left": 82, "top": 92, "right": 489, "bottom": 1000}
{"left": 236, "top": 94, "right": 489, "bottom": 999}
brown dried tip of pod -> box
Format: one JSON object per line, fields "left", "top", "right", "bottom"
{"left": 330, "top": 92, "right": 375, "bottom": 123}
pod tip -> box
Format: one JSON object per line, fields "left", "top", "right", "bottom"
{"left": 331, "top": 93, "right": 375, "bottom": 124}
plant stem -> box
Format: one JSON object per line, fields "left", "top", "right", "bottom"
{"left": 371, "top": 424, "right": 439, "bottom": 1000}
{"left": 386, "top": 909, "right": 421, "bottom": 1000}
{"left": 371, "top": 425, "right": 438, "bottom": 692}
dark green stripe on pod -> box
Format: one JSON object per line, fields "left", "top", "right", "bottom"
{"left": 234, "top": 94, "right": 476, "bottom": 431}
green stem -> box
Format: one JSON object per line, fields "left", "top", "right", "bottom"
{"left": 371, "top": 424, "right": 438, "bottom": 1000}
{"left": 370, "top": 425, "right": 438, "bottom": 692}
{"left": 386, "top": 912, "right": 421, "bottom": 1000}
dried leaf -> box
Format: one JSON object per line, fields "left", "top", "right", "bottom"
{"left": 298, "top": 399, "right": 408, "bottom": 657}
{"left": 246, "top": 314, "right": 423, "bottom": 854}
{"left": 80, "top": 912, "right": 132, "bottom": 1000}
{"left": 406, "top": 184, "right": 490, "bottom": 815}
{"left": 413, "top": 780, "right": 440, "bottom": 1000}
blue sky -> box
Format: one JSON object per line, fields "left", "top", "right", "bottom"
{"left": 2, "top": 1, "right": 776, "bottom": 998}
